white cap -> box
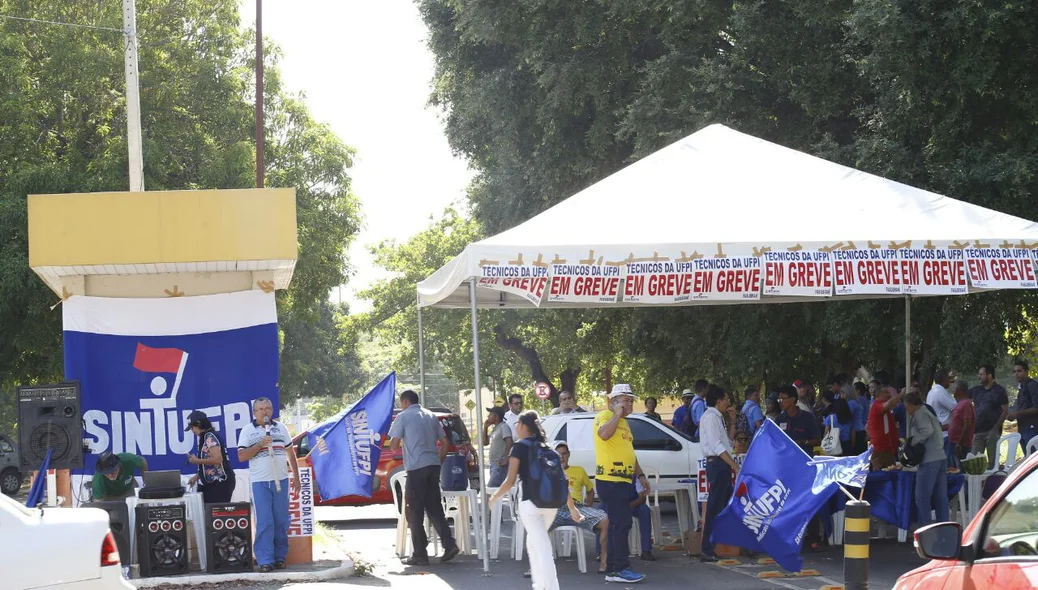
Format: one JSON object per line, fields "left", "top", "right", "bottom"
{"left": 608, "top": 383, "right": 634, "bottom": 398}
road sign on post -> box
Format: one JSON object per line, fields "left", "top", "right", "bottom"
{"left": 535, "top": 382, "right": 551, "bottom": 400}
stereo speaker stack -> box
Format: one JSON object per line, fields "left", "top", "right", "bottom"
{"left": 17, "top": 382, "right": 83, "bottom": 470}
{"left": 135, "top": 504, "right": 188, "bottom": 577}
{"left": 204, "top": 502, "right": 253, "bottom": 573}
{"left": 81, "top": 501, "right": 132, "bottom": 566}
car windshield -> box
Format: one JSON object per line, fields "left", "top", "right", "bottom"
{"left": 440, "top": 416, "right": 470, "bottom": 445}
{"left": 981, "top": 465, "right": 1038, "bottom": 558}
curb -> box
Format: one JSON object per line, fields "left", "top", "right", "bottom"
{"left": 128, "top": 558, "right": 354, "bottom": 588}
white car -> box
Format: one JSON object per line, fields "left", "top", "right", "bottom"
{"left": 0, "top": 492, "right": 134, "bottom": 590}
{"left": 540, "top": 413, "right": 703, "bottom": 487}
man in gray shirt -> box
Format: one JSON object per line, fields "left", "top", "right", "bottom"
{"left": 483, "top": 405, "right": 512, "bottom": 487}
{"left": 388, "top": 390, "right": 459, "bottom": 565}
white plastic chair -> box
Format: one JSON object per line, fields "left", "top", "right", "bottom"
{"left": 983, "top": 433, "right": 1021, "bottom": 473}
{"left": 487, "top": 486, "right": 517, "bottom": 559}
{"left": 1027, "top": 436, "right": 1038, "bottom": 457}
{"left": 552, "top": 526, "right": 588, "bottom": 573}
{"left": 644, "top": 467, "right": 663, "bottom": 546}
{"left": 390, "top": 471, "right": 409, "bottom": 558}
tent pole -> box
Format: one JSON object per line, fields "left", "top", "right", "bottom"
{"left": 418, "top": 305, "right": 426, "bottom": 407}
{"left": 469, "top": 279, "right": 490, "bottom": 573}
{"left": 905, "top": 295, "right": 912, "bottom": 392}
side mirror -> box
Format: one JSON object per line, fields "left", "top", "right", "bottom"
{"left": 914, "top": 522, "right": 963, "bottom": 561}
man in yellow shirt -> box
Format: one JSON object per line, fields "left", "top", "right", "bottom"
{"left": 594, "top": 384, "right": 648, "bottom": 584}
{"left": 548, "top": 442, "right": 609, "bottom": 573}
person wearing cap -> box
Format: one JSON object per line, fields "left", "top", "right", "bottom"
{"left": 91, "top": 451, "right": 148, "bottom": 501}
{"left": 185, "top": 410, "right": 236, "bottom": 504}
{"left": 671, "top": 389, "right": 695, "bottom": 435}
{"left": 483, "top": 405, "right": 513, "bottom": 487}
{"left": 594, "top": 383, "right": 647, "bottom": 584}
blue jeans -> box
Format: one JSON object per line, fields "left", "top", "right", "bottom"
{"left": 488, "top": 463, "right": 507, "bottom": 488}
{"left": 633, "top": 503, "right": 652, "bottom": 551}
{"left": 702, "top": 458, "right": 733, "bottom": 556}
{"left": 252, "top": 479, "right": 290, "bottom": 566}
{"left": 915, "top": 459, "right": 949, "bottom": 526}
{"left": 596, "top": 479, "right": 633, "bottom": 573}
{"left": 1020, "top": 427, "right": 1036, "bottom": 455}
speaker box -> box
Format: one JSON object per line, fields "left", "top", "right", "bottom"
{"left": 82, "top": 501, "right": 131, "bottom": 565}
{"left": 17, "top": 382, "right": 83, "bottom": 470}
{"left": 205, "top": 503, "right": 253, "bottom": 573}
{"left": 136, "top": 504, "right": 188, "bottom": 577}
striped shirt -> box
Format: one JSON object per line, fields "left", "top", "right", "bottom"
{"left": 237, "top": 420, "right": 291, "bottom": 482}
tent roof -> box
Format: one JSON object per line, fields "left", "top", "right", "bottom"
{"left": 419, "top": 124, "right": 1038, "bottom": 308}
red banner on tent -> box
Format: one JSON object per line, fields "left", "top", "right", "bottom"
{"left": 546, "top": 264, "right": 622, "bottom": 303}
{"left": 898, "top": 248, "right": 968, "bottom": 295}
{"left": 761, "top": 251, "right": 833, "bottom": 297}
{"left": 477, "top": 264, "right": 549, "bottom": 305}
{"left": 622, "top": 258, "right": 761, "bottom": 303}
{"left": 832, "top": 249, "right": 905, "bottom": 295}
{"left": 965, "top": 247, "right": 1037, "bottom": 289}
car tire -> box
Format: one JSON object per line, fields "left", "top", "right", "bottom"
{"left": 1, "top": 467, "right": 22, "bottom": 496}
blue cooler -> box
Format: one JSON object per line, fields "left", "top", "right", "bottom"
{"left": 440, "top": 453, "right": 468, "bottom": 491}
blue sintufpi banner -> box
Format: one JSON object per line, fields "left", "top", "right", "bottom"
{"left": 64, "top": 292, "right": 280, "bottom": 480}
{"left": 308, "top": 372, "right": 396, "bottom": 501}
{"left": 710, "top": 420, "right": 871, "bottom": 572}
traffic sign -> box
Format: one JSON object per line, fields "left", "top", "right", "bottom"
{"left": 534, "top": 382, "right": 551, "bottom": 400}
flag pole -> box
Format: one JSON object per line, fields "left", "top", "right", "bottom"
{"left": 469, "top": 279, "right": 490, "bottom": 574}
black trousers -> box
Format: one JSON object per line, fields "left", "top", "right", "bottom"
{"left": 200, "top": 477, "right": 235, "bottom": 504}
{"left": 702, "top": 458, "right": 734, "bottom": 556}
{"left": 405, "top": 465, "right": 456, "bottom": 558}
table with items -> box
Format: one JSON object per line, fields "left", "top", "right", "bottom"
{"left": 824, "top": 469, "right": 965, "bottom": 544}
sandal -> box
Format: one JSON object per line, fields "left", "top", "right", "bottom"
{"left": 258, "top": 564, "right": 274, "bottom": 573}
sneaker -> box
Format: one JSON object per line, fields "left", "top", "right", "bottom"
{"left": 440, "top": 545, "right": 460, "bottom": 563}
{"left": 523, "top": 570, "right": 531, "bottom": 578}
{"left": 605, "top": 569, "right": 645, "bottom": 583}
{"left": 403, "top": 556, "right": 430, "bottom": 566}
{"left": 700, "top": 554, "right": 718, "bottom": 563}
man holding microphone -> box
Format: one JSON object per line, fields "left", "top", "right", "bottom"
{"left": 237, "top": 397, "right": 300, "bottom": 573}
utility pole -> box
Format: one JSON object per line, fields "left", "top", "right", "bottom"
{"left": 255, "top": 0, "right": 265, "bottom": 188}
{"left": 122, "top": 0, "right": 144, "bottom": 191}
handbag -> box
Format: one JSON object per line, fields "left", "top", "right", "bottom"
{"left": 821, "top": 414, "right": 843, "bottom": 456}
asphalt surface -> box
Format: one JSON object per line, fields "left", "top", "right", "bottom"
{"left": 250, "top": 503, "right": 928, "bottom": 590}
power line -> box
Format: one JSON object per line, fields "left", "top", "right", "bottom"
{"left": 0, "top": 14, "right": 125, "bottom": 34}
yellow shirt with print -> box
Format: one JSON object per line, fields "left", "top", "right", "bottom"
{"left": 593, "top": 409, "right": 636, "bottom": 482}
{"left": 565, "top": 464, "right": 593, "bottom": 504}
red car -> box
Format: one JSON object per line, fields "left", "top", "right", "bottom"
{"left": 896, "top": 451, "right": 1038, "bottom": 589}
{"left": 291, "top": 408, "right": 479, "bottom": 507}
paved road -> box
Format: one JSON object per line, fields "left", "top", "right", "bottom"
{"left": 239, "top": 504, "right": 926, "bottom": 590}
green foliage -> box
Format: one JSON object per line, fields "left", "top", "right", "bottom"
{"left": 417, "top": 0, "right": 1038, "bottom": 393}
{"left": 0, "top": 0, "right": 363, "bottom": 431}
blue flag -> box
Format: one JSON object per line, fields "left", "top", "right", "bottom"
{"left": 710, "top": 420, "right": 871, "bottom": 572}
{"left": 308, "top": 372, "right": 396, "bottom": 500}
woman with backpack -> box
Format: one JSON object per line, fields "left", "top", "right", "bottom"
{"left": 489, "top": 410, "right": 583, "bottom": 590}
{"left": 185, "top": 409, "right": 236, "bottom": 503}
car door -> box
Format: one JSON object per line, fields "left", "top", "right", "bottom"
{"left": 941, "top": 464, "right": 1038, "bottom": 589}
{"left": 549, "top": 416, "right": 598, "bottom": 479}
{"left": 627, "top": 416, "right": 693, "bottom": 485}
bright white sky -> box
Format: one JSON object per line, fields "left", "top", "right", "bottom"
{"left": 239, "top": 0, "right": 472, "bottom": 312}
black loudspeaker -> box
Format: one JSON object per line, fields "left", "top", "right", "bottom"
{"left": 136, "top": 504, "right": 188, "bottom": 577}
{"left": 205, "top": 503, "right": 253, "bottom": 573}
{"left": 82, "top": 501, "right": 131, "bottom": 565}
{"left": 17, "top": 382, "right": 83, "bottom": 470}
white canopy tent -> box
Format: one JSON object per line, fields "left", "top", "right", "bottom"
{"left": 414, "top": 124, "right": 1038, "bottom": 572}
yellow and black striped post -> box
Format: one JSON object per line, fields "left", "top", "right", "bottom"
{"left": 843, "top": 500, "right": 870, "bottom": 590}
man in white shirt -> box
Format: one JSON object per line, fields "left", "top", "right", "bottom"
{"left": 504, "top": 394, "right": 523, "bottom": 432}
{"left": 926, "top": 369, "right": 956, "bottom": 464}
{"left": 698, "top": 385, "right": 739, "bottom": 562}
{"left": 237, "top": 397, "right": 300, "bottom": 572}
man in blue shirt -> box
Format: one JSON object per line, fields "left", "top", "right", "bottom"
{"left": 689, "top": 379, "right": 709, "bottom": 442}
{"left": 969, "top": 365, "right": 1009, "bottom": 470}
{"left": 671, "top": 389, "right": 694, "bottom": 435}
{"left": 741, "top": 387, "right": 765, "bottom": 437}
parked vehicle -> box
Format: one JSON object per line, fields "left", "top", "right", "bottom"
{"left": 1, "top": 433, "right": 23, "bottom": 496}
{"left": 291, "top": 408, "right": 478, "bottom": 507}
{"left": 0, "top": 492, "right": 133, "bottom": 589}
{"left": 895, "top": 451, "right": 1038, "bottom": 589}
{"left": 540, "top": 413, "right": 704, "bottom": 486}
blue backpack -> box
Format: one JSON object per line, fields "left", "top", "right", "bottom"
{"left": 521, "top": 440, "right": 569, "bottom": 509}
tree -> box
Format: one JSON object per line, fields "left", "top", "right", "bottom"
{"left": 418, "top": 0, "right": 1038, "bottom": 393}
{"left": 0, "top": 0, "right": 363, "bottom": 431}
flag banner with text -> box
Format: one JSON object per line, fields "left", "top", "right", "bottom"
{"left": 897, "top": 248, "right": 969, "bottom": 295}
{"left": 761, "top": 250, "right": 833, "bottom": 297}
{"left": 64, "top": 292, "right": 279, "bottom": 478}
{"left": 965, "top": 246, "right": 1038, "bottom": 289}
{"left": 832, "top": 248, "right": 905, "bottom": 295}
{"left": 710, "top": 420, "right": 871, "bottom": 572}
{"left": 478, "top": 263, "right": 549, "bottom": 305}
{"left": 622, "top": 257, "right": 761, "bottom": 304}
{"left": 546, "top": 263, "right": 623, "bottom": 303}
{"left": 307, "top": 372, "right": 396, "bottom": 501}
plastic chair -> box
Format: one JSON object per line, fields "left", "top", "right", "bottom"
{"left": 644, "top": 467, "right": 663, "bottom": 546}
{"left": 1027, "top": 436, "right": 1038, "bottom": 457}
{"left": 552, "top": 526, "right": 588, "bottom": 573}
{"left": 390, "top": 471, "right": 409, "bottom": 558}
{"left": 985, "top": 433, "right": 1021, "bottom": 472}
{"left": 487, "top": 486, "right": 517, "bottom": 559}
